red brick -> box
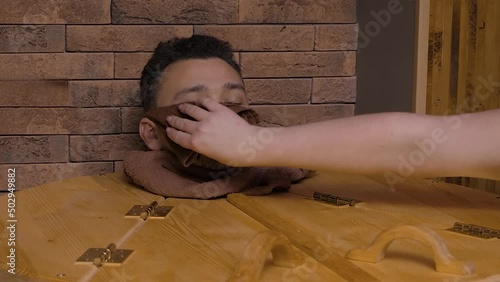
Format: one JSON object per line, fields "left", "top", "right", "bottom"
{"left": 194, "top": 25, "right": 314, "bottom": 51}
{"left": 69, "top": 80, "right": 140, "bottom": 107}
{"left": 244, "top": 79, "right": 311, "bottom": 104}
{"left": 0, "top": 53, "right": 113, "bottom": 80}
{"left": 67, "top": 26, "right": 192, "bottom": 52}
{"left": 0, "top": 25, "right": 65, "bottom": 53}
{"left": 239, "top": 0, "right": 356, "bottom": 23}
{"left": 122, "top": 107, "right": 143, "bottom": 133}
{"left": 240, "top": 52, "right": 356, "bottom": 78}
{"left": 253, "top": 104, "right": 355, "bottom": 126}
{"left": 112, "top": 0, "right": 238, "bottom": 24}
{"left": 0, "top": 162, "right": 113, "bottom": 190}
{"left": 0, "top": 80, "right": 140, "bottom": 107}
{"left": 0, "top": 108, "right": 120, "bottom": 134}
{"left": 312, "top": 77, "right": 357, "bottom": 103}
{"left": 315, "top": 24, "right": 358, "bottom": 50}
{"left": 70, "top": 134, "right": 147, "bottom": 161}
{"left": 0, "top": 136, "right": 68, "bottom": 163}
{"left": 115, "top": 53, "right": 240, "bottom": 79}
{"left": 0, "top": 81, "right": 69, "bottom": 106}
{"left": 0, "top": 0, "right": 110, "bottom": 24}
{"left": 115, "top": 53, "right": 152, "bottom": 79}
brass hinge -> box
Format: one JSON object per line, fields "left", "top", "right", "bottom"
{"left": 312, "top": 192, "right": 361, "bottom": 207}
{"left": 125, "top": 201, "right": 173, "bottom": 220}
{"left": 76, "top": 243, "right": 133, "bottom": 266}
{"left": 447, "top": 222, "right": 500, "bottom": 239}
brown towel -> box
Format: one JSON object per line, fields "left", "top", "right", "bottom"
{"left": 123, "top": 103, "right": 310, "bottom": 199}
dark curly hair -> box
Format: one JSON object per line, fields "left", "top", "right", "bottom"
{"left": 140, "top": 35, "right": 241, "bottom": 111}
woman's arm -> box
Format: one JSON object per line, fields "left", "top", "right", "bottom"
{"left": 166, "top": 98, "right": 500, "bottom": 180}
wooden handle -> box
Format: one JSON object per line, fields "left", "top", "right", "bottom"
{"left": 346, "top": 225, "right": 474, "bottom": 276}
{"left": 227, "top": 231, "right": 305, "bottom": 282}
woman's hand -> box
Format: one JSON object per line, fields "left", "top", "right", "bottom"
{"left": 166, "top": 98, "right": 261, "bottom": 166}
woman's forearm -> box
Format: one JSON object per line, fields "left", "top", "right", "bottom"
{"left": 166, "top": 98, "right": 500, "bottom": 180}
{"left": 259, "top": 110, "right": 500, "bottom": 180}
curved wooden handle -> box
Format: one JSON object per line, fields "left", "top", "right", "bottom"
{"left": 227, "top": 231, "right": 305, "bottom": 282}
{"left": 346, "top": 225, "right": 474, "bottom": 276}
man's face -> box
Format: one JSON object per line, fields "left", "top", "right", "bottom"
{"left": 155, "top": 58, "right": 248, "bottom": 170}
{"left": 156, "top": 58, "right": 248, "bottom": 107}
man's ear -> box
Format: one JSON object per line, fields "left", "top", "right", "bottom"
{"left": 139, "top": 117, "right": 162, "bottom": 151}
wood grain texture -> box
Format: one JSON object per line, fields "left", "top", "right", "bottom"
{"left": 2, "top": 172, "right": 499, "bottom": 281}
{"left": 425, "top": 0, "right": 500, "bottom": 193}
{"left": 0, "top": 173, "right": 162, "bottom": 281}
{"left": 92, "top": 197, "right": 343, "bottom": 282}
{"left": 227, "top": 231, "right": 306, "bottom": 282}
{"left": 346, "top": 225, "right": 474, "bottom": 276}
{"left": 256, "top": 172, "right": 500, "bottom": 281}
{"left": 227, "top": 193, "right": 379, "bottom": 282}
{"left": 413, "top": 0, "right": 430, "bottom": 114}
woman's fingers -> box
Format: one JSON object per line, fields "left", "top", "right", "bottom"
{"left": 166, "top": 115, "right": 197, "bottom": 134}
{"left": 166, "top": 127, "right": 193, "bottom": 150}
{"left": 178, "top": 103, "right": 209, "bottom": 120}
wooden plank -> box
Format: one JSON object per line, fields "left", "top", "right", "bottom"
{"left": 426, "top": 0, "right": 437, "bottom": 114}
{"left": 429, "top": 0, "right": 445, "bottom": 115}
{"left": 464, "top": 0, "right": 478, "bottom": 112}
{"left": 473, "top": 0, "right": 487, "bottom": 113}
{"left": 392, "top": 178, "right": 500, "bottom": 229}
{"left": 449, "top": 0, "right": 463, "bottom": 113}
{"left": 413, "top": 0, "right": 430, "bottom": 114}
{"left": 496, "top": 0, "right": 500, "bottom": 109}
{"left": 226, "top": 193, "right": 379, "bottom": 282}
{"left": 492, "top": 0, "right": 500, "bottom": 193}
{"left": 245, "top": 172, "right": 500, "bottom": 280}
{"left": 92, "top": 198, "right": 344, "bottom": 282}
{"left": 0, "top": 269, "right": 39, "bottom": 282}
{"left": 0, "top": 173, "right": 163, "bottom": 281}
{"left": 489, "top": 0, "right": 500, "bottom": 109}
{"left": 441, "top": 0, "right": 454, "bottom": 114}
{"left": 456, "top": 0, "right": 472, "bottom": 113}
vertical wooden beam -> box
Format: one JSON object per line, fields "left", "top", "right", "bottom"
{"left": 486, "top": 0, "right": 499, "bottom": 109}
{"left": 441, "top": 0, "right": 454, "bottom": 114}
{"left": 487, "top": 0, "right": 499, "bottom": 193}
{"left": 449, "top": 0, "right": 462, "bottom": 113}
{"left": 474, "top": 0, "right": 487, "bottom": 113}
{"left": 426, "top": 0, "right": 436, "bottom": 114}
{"left": 457, "top": 0, "right": 478, "bottom": 113}
{"left": 413, "top": 0, "right": 430, "bottom": 114}
{"left": 430, "top": 0, "right": 442, "bottom": 115}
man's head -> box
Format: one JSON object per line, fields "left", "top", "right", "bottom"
{"left": 139, "top": 35, "right": 247, "bottom": 169}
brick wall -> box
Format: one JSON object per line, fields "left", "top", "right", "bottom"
{"left": 0, "top": 0, "right": 358, "bottom": 189}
